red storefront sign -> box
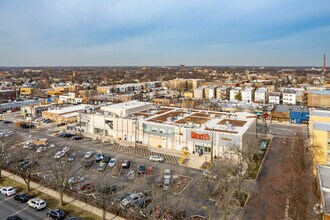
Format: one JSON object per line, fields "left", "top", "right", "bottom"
{"left": 191, "top": 131, "right": 211, "bottom": 141}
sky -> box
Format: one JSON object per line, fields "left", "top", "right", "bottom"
{"left": 0, "top": 0, "right": 330, "bottom": 66}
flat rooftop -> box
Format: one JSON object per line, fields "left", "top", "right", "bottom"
{"left": 102, "top": 100, "right": 152, "bottom": 110}
{"left": 46, "top": 104, "right": 92, "bottom": 114}
{"left": 310, "top": 109, "right": 330, "bottom": 118}
{"left": 317, "top": 165, "right": 330, "bottom": 214}
{"left": 309, "top": 90, "right": 330, "bottom": 95}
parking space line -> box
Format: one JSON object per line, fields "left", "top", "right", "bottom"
{"left": 0, "top": 196, "right": 12, "bottom": 204}
{"left": 9, "top": 206, "right": 29, "bottom": 216}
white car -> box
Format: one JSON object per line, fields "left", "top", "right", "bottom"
{"left": 108, "top": 158, "right": 117, "bottom": 167}
{"left": 149, "top": 155, "right": 164, "bottom": 162}
{"left": 84, "top": 151, "right": 93, "bottom": 159}
{"left": 0, "top": 186, "right": 16, "bottom": 196}
{"left": 36, "top": 146, "right": 47, "bottom": 153}
{"left": 62, "top": 147, "right": 70, "bottom": 153}
{"left": 54, "top": 151, "right": 65, "bottom": 159}
{"left": 164, "top": 169, "right": 171, "bottom": 180}
{"left": 27, "top": 198, "right": 46, "bottom": 210}
{"left": 121, "top": 193, "right": 144, "bottom": 207}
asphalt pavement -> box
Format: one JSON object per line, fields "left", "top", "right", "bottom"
{"left": 0, "top": 192, "right": 49, "bottom": 220}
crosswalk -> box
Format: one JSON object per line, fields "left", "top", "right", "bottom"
{"left": 108, "top": 144, "right": 180, "bottom": 165}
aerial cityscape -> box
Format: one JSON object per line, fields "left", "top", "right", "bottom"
{"left": 0, "top": 1, "right": 330, "bottom": 220}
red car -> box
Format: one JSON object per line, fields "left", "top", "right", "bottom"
{"left": 76, "top": 181, "right": 94, "bottom": 192}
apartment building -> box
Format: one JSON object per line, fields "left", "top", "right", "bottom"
{"left": 0, "top": 90, "right": 17, "bottom": 103}
{"left": 194, "top": 86, "right": 206, "bottom": 99}
{"left": 78, "top": 101, "right": 257, "bottom": 159}
{"left": 216, "top": 87, "right": 230, "bottom": 100}
{"left": 316, "top": 165, "right": 330, "bottom": 219}
{"left": 204, "top": 86, "right": 217, "bottom": 99}
{"left": 241, "top": 88, "right": 254, "bottom": 102}
{"left": 230, "top": 87, "right": 241, "bottom": 102}
{"left": 309, "top": 109, "right": 330, "bottom": 170}
{"left": 268, "top": 92, "right": 281, "bottom": 104}
{"left": 308, "top": 90, "right": 330, "bottom": 108}
{"left": 282, "top": 89, "right": 297, "bottom": 105}
{"left": 254, "top": 88, "right": 267, "bottom": 103}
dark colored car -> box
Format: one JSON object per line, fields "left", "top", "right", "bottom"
{"left": 138, "top": 164, "right": 146, "bottom": 174}
{"left": 43, "top": 119, "right": 52, "bottom": 124}
{"left": 83, "top": 160, "right": 94, "bottom": 168}
{"left": 3, "top": 120, "right": 12, "bottom": 124}
{"left": 47, "top": 209, "right": 65, "bottom": 219}
{"left": 67, "top": 218, "right": 81, "bottom": 220}
{"left": 6, "top": 215, "right": 22, "bottom": 220}
{"left": 21, "top": 124, "right": 35, "bottom": 129}
{"left": 122, "top": 160, "right": 130, "bottom": 169}
{"left": 102, "top": 155, "right": 110, "bottom": 164}
{"left": 72, "top": 136, "right": 83, "bottom": 141}
{"left": 97, "top": 185, "right": 116, "bottom": 194}
{"left": 95, "top": 153, "right": 104, "bottom": 162}
{"left": 13, "top": 193, "right": 29, "bottom": 203}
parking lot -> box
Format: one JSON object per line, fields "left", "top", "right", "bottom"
{"left": 0, "top": 120, "right": 211, "bottom": 218}
{"left": 0, "top": 192, "right": 49, "bottom": 220}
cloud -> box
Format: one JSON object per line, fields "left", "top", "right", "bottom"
{"left": 0, "top": 0, "right": 329, "bottom": 65}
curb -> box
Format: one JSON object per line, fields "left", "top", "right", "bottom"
{"left": 1, "top": 170, "right": 125, "bottom": 220}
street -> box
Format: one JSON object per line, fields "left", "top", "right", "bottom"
{"left": 243, "top": 123, "right": 309, "bottom": 219}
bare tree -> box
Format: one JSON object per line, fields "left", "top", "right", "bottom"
{"left": 48, "top": 150, "right": 79, "bottom": 206}
{"left": 12, "top": 149, "right": 40, "bottom": 192}
{"left": 0, "top": 133, "right": 23, "bottom": 179}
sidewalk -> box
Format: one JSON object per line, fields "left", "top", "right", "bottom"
{"left": 2, "top": 170, "right": 125, "bottom": 220}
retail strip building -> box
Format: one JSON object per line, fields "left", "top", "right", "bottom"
{"left": 79, "top": 101, "right": 257, "bottom": 158}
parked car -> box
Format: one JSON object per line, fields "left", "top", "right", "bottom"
{"left": 121, "top": 192, "right": 144, "bottom": 207}
{"left": 36, "top": 146, "right": 47, "bottom": 153}
{"left": 62, "top": 147, "right": 70, "bottom": 153}
{"left": 67, "top": 153, "right": 76, "bottom": 162}
{"left": 54, "top": 151, "right": 65, "bottom": 159}
{"left": 66, "top": 218, "right": 81, "bottom": 220}
{"left": 149, "top": 155, "right": 164, "bottom": 162}
{"left": 34, "top": 117, "right": 43, "bottom": 122}
{"left": 127, "top": 170, "right": 136, "bottom": 180}
{"left": 83, "top": 160, "right": 94, "bottom": 168}
{"left": 164, "top": 169, "right": 171, "bottom": 180}
{"left": 59, "top": 133, "right": 74, "bottom": 138}
{"left": 21, "top": 124, "right": 35, "bottom": 129}
{"left": 13, "top": 193, "right": 30, "bottom": 203}
{"left": 98, "top": 163, "right": 107, "bottom": 172}
{"left": 47, "top": 209, "right": 65, "bottom": 219}
{"left": 6, "top": 215, "right": 22, "bottom": 220}
{"left": 133, "top": 196, "right": 152, "bottom": 209}
{"left": 146, "top": 166, "right": 153, "bottom": 175}
{"left": 3, "top": 120, "right": 12, "bottom": 124}
{"left": 68, "top": 176, "right": 85, "bottom": 185}
{"left": 96, "top": 185, "right": 116, "bottom": 194}
{"left": 95, "top": 153, "right": 104, "bottom": 162}
{"left": 27, "top": 198, "right": 46, "bottom": 210}
{"left": 43, "top": 119, "right": 52, "bottom": 124}
{"left": 76, "top": 181, "right": 94, "bottom": 192}
{"left": 84, "top": 151, "right": 93, "bottom": 159}
{"left": 108, "top": 158, "right": 117, "bottom": 167}
{"left": 0, "top": 186, "right": 16, "bottom": 196}
{"left": 138, "top": 164, "right": 146, "bottom": 174}
{"left": 102, "top": 155, "right": 110, "bottom": 164}
{"left": 72, "top": 136, "right": 83, "bottom": 141}
{"left": 163, "top": 178, "right": 170, "bottom": 191}
{"left": 122, "top": 160, "right": 130, "bottom": 169}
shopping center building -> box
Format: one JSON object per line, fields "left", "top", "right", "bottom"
{"left": 78, "top": 101, "right": 257, "bottom": 158}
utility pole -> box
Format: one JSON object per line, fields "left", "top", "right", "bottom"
{"left": 134, "top": 116, "right": 138, "bottom": 148}
{"left": 211, "top": 128, "right": 214, "bottom": 164}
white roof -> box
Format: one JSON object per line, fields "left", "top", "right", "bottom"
{"left": 46, "top": 104, "right": 92, "bottom": 114}
{"left": 103, "top": 101, "right": 151, "bottom": 110}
